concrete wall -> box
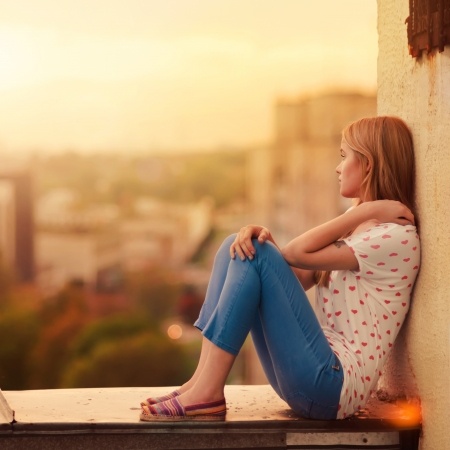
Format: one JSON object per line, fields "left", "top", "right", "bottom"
{"left": 377, "top": 2, "right": 450, "bottom": 450}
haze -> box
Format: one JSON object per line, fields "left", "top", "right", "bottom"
{"left": 0, "top": 1, "right": 377, "bottom": 154}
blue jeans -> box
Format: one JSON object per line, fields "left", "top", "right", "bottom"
{"left": 194, "top": 235, "right": 343, "bottom": 420}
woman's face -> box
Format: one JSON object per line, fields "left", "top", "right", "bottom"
{"left": 336, "top": 140, "right": 365, "bottom": 199}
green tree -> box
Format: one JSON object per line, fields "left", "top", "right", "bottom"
{"left": 29, "top": 283, "right": 88, "bottom": 388}
{"left": 61, "top": 331, "right": 192, "bottom": 388}
{"left": 0, "top": 257, "right": 15, "bottom": 310}
{"left": 125, "top": 268, "right": 180, "bottom": 324}
{"left": 0, "top": 308, "right": 40, "bottom": 389}
{"left": 70, "top": 313, "right": 149, "bottom": 359}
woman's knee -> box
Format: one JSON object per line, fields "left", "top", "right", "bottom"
{"left": 221, "top": 234, "right": 237, "bottom": 252}
{"left": 216, "top": 234, "right": 282, "bottom": 264}
{"left": 214, "top": 234, "right": 237, "bottom": 261}
{"left": 252, "top": 238, "right": 283, "bottom": 260}
{"left": 224, "top": 233, "right": 238, "bottom": 245}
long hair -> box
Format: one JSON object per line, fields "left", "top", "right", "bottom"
{"left": 316, "top": 116, "right": 416, "bottom": 287}
{"left": 344, "top": 116, "right": 416, "bottom": 211}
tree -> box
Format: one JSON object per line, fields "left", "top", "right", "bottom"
{"left": 0, "top": 308, "right": 40, "bottom": 389}
{"left": 61, "top": 331, "right": 192, "bottom": 388}
{"left": 29, "top": 283, "right": 88, "bottom": 388}
{"left": 69, "top": 313, "right": 149, "bottom": 359}
{"left": 125, "top": 268, "right": 180, "bottom": 324}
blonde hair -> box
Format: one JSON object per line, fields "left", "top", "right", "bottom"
{"left": 316, "top": 116, "right": 416, "bottom": 286}
{"left": 343, "top": 116, "right": 416, "bottom": 211}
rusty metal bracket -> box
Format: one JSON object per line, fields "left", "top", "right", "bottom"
{"left": 406, "top": 0, "right": 450, "bottom": 57}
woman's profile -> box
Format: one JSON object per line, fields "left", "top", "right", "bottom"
{"left": 140, "top": 116, "right": 420, "bottom": 421}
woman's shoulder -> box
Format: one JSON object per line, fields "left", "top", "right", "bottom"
{"left": 354, "top": 222, "right": 418, "bottom": 239}
{"left": 352, "top": 219, "right": 381, "bottom": 235}
{"left": 345, "top": 223, "right": 419, "bottom": 250}
{"left": 343, "top": 222, "right": 420, "bottom": 276}
{"left": 370, "top": 222, "right": 418, "bottom": 239}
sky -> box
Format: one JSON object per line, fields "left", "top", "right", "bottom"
{"left": 0, "top": 1, "right": 378, "bottom": 154}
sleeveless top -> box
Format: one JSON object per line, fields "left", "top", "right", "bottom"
{"left": 315, "top": 223, "right": 420, "bottom": 419}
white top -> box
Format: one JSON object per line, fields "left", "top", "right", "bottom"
{"left": 315, "top": 223, "right": 420, "bottom": 419}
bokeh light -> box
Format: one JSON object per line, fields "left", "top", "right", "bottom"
{"left": 167, "top": 324, "right": 183, "bottom": 340}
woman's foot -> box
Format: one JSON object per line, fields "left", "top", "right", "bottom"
{"left": 140, "top": 396, "right": 226, "bottom": 422}
{"left": 140, "top": 389, "right": 181, "bottom": 407}
{"left": 140, "top": 378, "right": 198, "bottom": 407}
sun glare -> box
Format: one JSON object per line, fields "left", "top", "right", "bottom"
{"left": 0, "top": 28, "right": 39, "bottom": 89}
{"left": 0, "top": 1, "right": 378, "bottom": 152}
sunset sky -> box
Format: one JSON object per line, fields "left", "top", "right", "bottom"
{"left": 0, "top": 1, "right": 378, "bottom": 154}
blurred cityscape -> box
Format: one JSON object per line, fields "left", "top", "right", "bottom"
{"left": 0, "top": 91, "right": 375, "bottom": 390}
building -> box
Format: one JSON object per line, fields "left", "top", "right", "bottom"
{"left": 0, "top": 181, "right": 15, "bottom": 272}
{"left": 36, "top": 218, "right": 123, "bottom": 294}
{"left": 247, "top": 92, "right": 377, "bottom": 246}
{"left": 35, "top": 191, "right": 213, "bottom": 293}
{"left": 0, "top": 171, "right": 35, "bottom": 283}
{"left": 377, "top": 2, "right": 450, "bottom": 450}
{"left": 121, "top": 196, "right": 214, "bottom": 270}
{"left": 35, "top": 190, "right": 122, "bottom": 293}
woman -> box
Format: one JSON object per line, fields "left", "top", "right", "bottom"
{"left": 140, "top": 116, "right": 420, "bottom": 421}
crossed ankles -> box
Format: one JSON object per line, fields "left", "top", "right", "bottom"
{"left": 140, "top": 396, "right": 226, "bottom": 422}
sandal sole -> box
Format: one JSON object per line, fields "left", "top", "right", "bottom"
{"left": 139, "top": 413, "right": 226, "bottom": 422}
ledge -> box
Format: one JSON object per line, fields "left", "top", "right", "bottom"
{"left": 0, "top": 385, "right": 421, "bottom": 449}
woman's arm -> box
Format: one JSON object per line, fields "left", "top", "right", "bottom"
{"left": 281, "top": 200, "right": 414, "bottom": 271}
{"left": 229, "top": 200, "right": 414, "bottom": 277}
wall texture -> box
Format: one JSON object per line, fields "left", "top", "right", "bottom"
{"left": 377, "top": 2, "right": 450, "bottom": 450}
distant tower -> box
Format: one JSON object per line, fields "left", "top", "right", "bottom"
{"left": 0, "top": 171, "right": 35, "bottom": 283}
{"left": 0, "top": 181, "right": 16, "bottom": 271}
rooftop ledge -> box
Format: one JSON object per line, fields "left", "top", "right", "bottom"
{"left": 0, "top": 385, "right": 421, "bottom": 450}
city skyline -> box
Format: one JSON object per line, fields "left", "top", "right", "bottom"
{"left": 0, "top": 1, "right": 378, "bottom": 154}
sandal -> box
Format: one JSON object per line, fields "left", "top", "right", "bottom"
{"left": 140, "top": 396, "right": 226, "bottom": 422}
{"left": 140, "top": 389, "right": 181, "bottom": 407}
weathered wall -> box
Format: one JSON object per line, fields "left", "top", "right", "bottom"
{"left": 377, "top": 2, "right": 450, "bottom": 450}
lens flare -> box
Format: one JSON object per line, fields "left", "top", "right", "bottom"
{"left": 167, "top": 324, "right": 183, "bottom": 340}
{"left": 389, "top": 400, "right": 422, "bottom": 427}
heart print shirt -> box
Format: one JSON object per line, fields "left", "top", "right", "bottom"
{"left": 315, "top": 223, "right": 420, "bottom": 419}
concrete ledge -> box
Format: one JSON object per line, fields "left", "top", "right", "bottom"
{"left": 0, "top": 385, "right": 421, "bottom": 449}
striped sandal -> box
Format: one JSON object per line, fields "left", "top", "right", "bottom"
{"left": 140, "top": 396, "right": 226, "bottom": 422}
{"left": 140, "top": 389, "right": 181, "bottom": 407}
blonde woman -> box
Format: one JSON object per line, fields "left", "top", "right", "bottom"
{"left": 140, "top": 116, "right": 420, "bottom": 421}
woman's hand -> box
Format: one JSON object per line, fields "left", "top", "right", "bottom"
{"left": 230, "top": 225, "right": 273, "bottom": 260}
{"left": 362, "top": 200, "right": 415, "bottom": 226}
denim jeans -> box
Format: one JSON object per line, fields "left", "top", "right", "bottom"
{"left": 194, "top": 234, "right": 343, "bottom": 420}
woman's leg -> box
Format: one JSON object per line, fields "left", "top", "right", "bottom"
{"left": 178, "top": 235, "right": 237, "bottom": 391}
{"left": 178, "top": 337, "right": 212, "bottom": 392}
{"left": 145, "top": 235, "right": 340, "bottom": 419}
{"left": 142, "top": 236, "right": 235, "bottom": 405}
{"left": 194, "top": 234, "right": 237, "bottom": 331}
{"left": 246, "top": 242, "right": 343, "bottom": 419}
{"left": 141, "top": 340, "right": 232, "bottom": 421}
{"left": 177, "top": 341, "right": 235, "bottom": 406}
{"left": 192, "top": 238, "right": 342, "bottom": 419}
{"left": 141, "top": 235, "right": 237, "bottom": 415}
